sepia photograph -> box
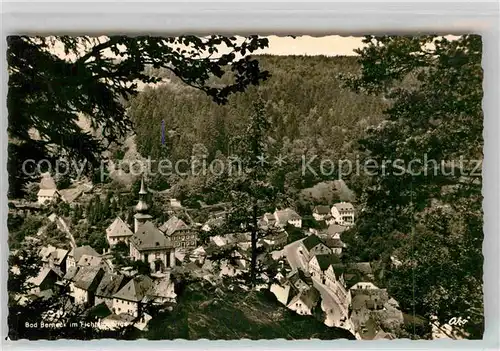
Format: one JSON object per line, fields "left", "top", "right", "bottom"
{"left": 6, "top": 34, "right": 483, "bottom": 340}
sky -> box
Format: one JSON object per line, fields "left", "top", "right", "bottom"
{"left": 48, "top": 35, "right": 366, "bottom": 61}
{"left": 258, "top": 35, "right": 365, "bottom": 56}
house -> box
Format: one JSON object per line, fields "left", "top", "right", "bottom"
{"left": 95, "top": 273, "right": 129, "bottom": 309}
{"left": 71, "top": 266, "right": 106, "bottom": 305}
{"left": 37, "top": 189, "right": 60, "bottom": 205}
{"left": 324, "top": 237, "right": 346, "bottom": 255}
{"left": 142, "top": 277, "right": 177, "bottom": 306}
{"left": 40, "top": 246, "right": 68, "bottom": 273}
{"left": 308, "top": 254, "right": 341, "bottom": 285}
{"left": 261, "top": 212, "right": 277, "bottom": 227}
{"left": 261, "top": 229, "right": 288, "bottom": 249}
{"left": 298, "top": 234, "right": 332, "bottom": 262}
{"left": 160, "top": 216, "right": 198, "bottom": 250}
{"left": 331, "top": 202, "right": 355, "bottom": 226}
{"left": 112, "top": 275, "right": 153, "bottom": 317}
{"left": 287, "top": 286, "right": 320, "bottom": 316}
{"left": 106, "top": 217, "right": 134, "bottom": 246}
{"left": 77, "top": 254, "right": 110, "bottom": 271}
{"left": 270, "top": 280, "right": 300, "bottom": 306}
{"left": 287, "top": 268, "right": 313, "bottom": 291}
{"left": 26, "top": 267, "right": 61, "bottom": 295}
{"left": 66, "top": 246, "right": 101, "bottom": 269}
{"left": 327, "top": 223, "right": 348, "bottom": 239}
{"left": 274, "top": 208, "right": 302, "bottom": 228}
{"left": 312, "top": 205, "right": 331, "bottom": 221}
{"left": 129, "top": 221, "right": 175, "bottom": 272}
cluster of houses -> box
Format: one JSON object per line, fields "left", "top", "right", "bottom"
{"left": 15, "top": 172, "right": 406, "bottom": 339}
{"left": 17, "top": 240, "right": 176, "bottom": 331}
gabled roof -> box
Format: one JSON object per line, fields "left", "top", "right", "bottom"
{"left": 130, "top": 221, "right": 172, "bottom": 251}
{"left": 301, "top": 234, "right": 325, "bottom": 251}
{"left": 63, "top": 266, "right": 79, "bottom": 281}
{"left": 313, "top": 205, "right": 331, "bottom": 215}
{"left": 69, "top": 245, "right": 101, "bottom": 262}
{"left": 313, "top": 254, "right": 341, "bottom": 271}
{"left": 113, "top": 275, "right": 153, "bottom": 302}
{"left": 275, "top": 208, "right": 301, "bottom": 224}
{"left": 160, "top": 216, "right": 189, "bottom": 236}
{"left": 288, "top": 268, "right": 312, "bottom": 286}
{"left": 41, "top": 246, "right": 69, "bottom": 265}
{"left": 290, "top": 286, "right": 320, "bottom": 310}
{"left": 106, "top": 217, "right": 134, "bottom": 238}
{"left": 333, "top": 202, "right": 354, "bottom": 211}
{"left": 77, "top": 254, "right": 103, "bottom": 267}
{"left": 143, "top": 278, "right": 176, "bottom": 301}
{"left": 37, "top": 189, "right": 59, "bottom": 197}
{"left": 327, "top": 224, "right": 348, "bottom": 235}
{"left": 95, "top": 273, "right": 128, "bottom": 298}
{"left": 325, "top": 237, "right": 345, "bottom": 249}
{"left": 73, "top": 266, "right": 105, "bottom": 291}
{"left": 27, "top": 267, "right": 58, "bottom": 287}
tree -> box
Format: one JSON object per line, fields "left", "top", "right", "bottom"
{"left": 341, "top": 35, "right": 483, "bottom": 338}
{"left": 8, "top": 35, "right": 271, "bottom": 197}
{"left": 214, "top": 97, "right": 285, "bottom": 286}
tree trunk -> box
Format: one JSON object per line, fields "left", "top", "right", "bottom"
{"left": 250, "top": 204, "right": 258, "bottom": 287}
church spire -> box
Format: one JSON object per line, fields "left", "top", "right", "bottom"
{"left": 135, "top": 175, "right": 149, "bottom": 213}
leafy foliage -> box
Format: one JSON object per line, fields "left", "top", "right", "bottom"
{"left": 340, "top": 35, "right": 483, "bottom": 338}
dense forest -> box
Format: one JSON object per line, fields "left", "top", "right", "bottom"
{"left": 129, "top": 55, "right": 386, "bottom": 163}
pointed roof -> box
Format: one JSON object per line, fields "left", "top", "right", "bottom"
{"left": 113, "top": 275, "right": 153, "bottom": 302}
{"left": 302, "top": 234, "right": 325, "bottom": 251}
{"left": 313, "top": 254, "right": 341, "bottom": 271}
{"left": 130, "top": 221, "right": 172, "bottom": 251}
{"left": 106, "top": 217, "right": 134, "bottom": 238}
{"left": 95, "top": 273, "right": 128, "bottom": 298}
{"left": 160, "top": 216, "right": 189, "bottom": 236}
{"left": 313, "top": 205, "right": 331, "bottom": 215}
{"left": 139, "top": 176, "right": 147, "bottom": 195}
{"left": 73, "top": 266, "right": 105, "bottom": 291}
{"left": 69, "top": 245, "right": 101, "bottom": 261}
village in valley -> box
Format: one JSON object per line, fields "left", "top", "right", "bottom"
{"left": 9, "top": 170, "right": 406, "bottom": 340}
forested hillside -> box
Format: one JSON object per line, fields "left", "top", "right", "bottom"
{"left": 129, "top": 55, "right": 387, "bottom": 163}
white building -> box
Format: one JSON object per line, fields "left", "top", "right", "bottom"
{"left": 129, "top": 221, "right": 176, "bottom": 272}
{"left": 286, "top": 286, "right": 320, "bottom": 316}
{"left": 70, "top": 266, "right": 106, "bottom": 306}
{"left": 112, "top": 275, "right": 153, "bottom": 317}
{"left": 312, "top": 205, "right": 331, "bottom": 221}
{"left": 66, "top": 246, "right": 101, "bottom": 269}
{"left": 297, "top": 234, "right": 332, "bottom": 263}
{"left": 274, "top": 208, "right": 302, "bottom": 228}
{"left": 106, "top": 217, "right": 134, "bottom": 246}
{"left": 37, "top": 189, "right": 60, "bottom": 205}
{"left": 331, "top": 202, "right": 355, "bottom": 226}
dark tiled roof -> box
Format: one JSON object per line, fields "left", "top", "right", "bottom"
{"left": 302, "top": 234, "right": 324, "bottom": 251}
{"left": 313, "top": 205, "right": 331, "bottom": 215}
{"left": 95, "top": 273, "right": 128, "bottom": 298}
{"left": 288, "top": 268, "right": 312, "bottom": 286}
{"left": 113, "top": 275, "right": 153, "bottom": 302}
{"left": 70, "top": 245, "right": 101, "bottom": 262}
{"left": 314, "top": 254, "right": 341, "bottom": 271}
{"left": 73, "top": 266, "right": 105, "bottom": 291}
{"left": 130, "top": 221, "right": 172, "bottom": 251}
{"left": 63, "top": 266, "right": 79, "bottom": 281}
{"left": 325, "top": 238, "right": 345, "bottom": 249}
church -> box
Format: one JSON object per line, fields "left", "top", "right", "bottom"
{"left": 128, "top": 177, "right": 176, "bottom": 272}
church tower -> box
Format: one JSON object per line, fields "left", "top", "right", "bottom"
{"left": 134, "top": 176, "right": 152, "bottom": 233}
